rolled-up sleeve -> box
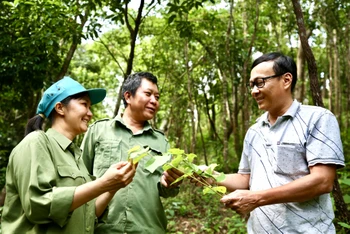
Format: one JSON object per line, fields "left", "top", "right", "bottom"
{"left": 50, "top": 186, "right": 76, "bottom": 226}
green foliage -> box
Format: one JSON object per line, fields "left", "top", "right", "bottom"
{"left": 127, "top": 145, "right": 151, "bottom": 164}
{"left": 146, "top": 148, "right": 227, "bottom": 197}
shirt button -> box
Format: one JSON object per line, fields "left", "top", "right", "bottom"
{"left": 86, "top": 227, "right": 90, "bottom": 231}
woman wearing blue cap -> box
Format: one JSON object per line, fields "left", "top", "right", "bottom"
{"left": 1, "top": 77, "right": 136, "bottom": 233}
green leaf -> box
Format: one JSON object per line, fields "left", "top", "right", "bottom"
{"left": 203, "top": 187, "right": 215, "bottom": 195}
{"left": 214, "top": 173, "right": 226, "bottom": 183}
{"left": 170, "top": 175, "right": 186, "bottom": 185}
{"left": 340, "top": 178, "right": 350, "bottom": 186}
{"left": 168, "top": 148, "right": 184, "bottom": 155}
{"left": 162, "top": 163, "right": 174, "bottom": 171}
{"left": 206, "top": 163, "right": 218, "bottom": 175}
{"left": 145, "top": 155, "right": 172, "bottom": 173}
{"left": 170, "top": 154, "right": 183, "bottom": 167}
{"left": 186, "top": 153, "right": 196, "bottom": 162}
{"left": 338, "top": 222, "right": 350, "bottom": 229}
{"left": 127, "top": 145, "right": 151, "bottom": 164}
{"left": 212, "top": 186, "right": 227, "bottom": 195}
{"left": 128, "top": 145, "right": 141, "bottom": 154}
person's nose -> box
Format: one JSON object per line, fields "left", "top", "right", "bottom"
{"left": 150, "top": 95, "right": 158, "bottom": 104}
{"left": 251, "top": 85, "right": 260, "bottom": 94}
{"left": 87, "top": 108, "right": 93, "bottom": 117}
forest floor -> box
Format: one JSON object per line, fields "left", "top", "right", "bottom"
{"left": 162, "top": 181, "right": 247, "bottom": 234}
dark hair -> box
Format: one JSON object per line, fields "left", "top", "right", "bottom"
{"left": 251, "top": 52, "right": 297, "bottom": 92}
{"left": 121, "top": 72, "right": 158, "bottom": 107}
{"left": 24, "top": 115, "right": 45, "bottom": 136}
{"left": 25, "top": 92, "right": 89, "bottom": 136}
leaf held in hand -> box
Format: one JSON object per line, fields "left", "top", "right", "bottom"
{"left": 145, "top": 155, "right": 172, "bottom": 173}
{"left": 127, "top": 145, "right": 151, "bottom": 164}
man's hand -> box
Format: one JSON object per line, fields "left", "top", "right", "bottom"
{"left": 220, "top": 190, "right": 259, "bottom": 216}
{"left": 189, "top": 165, "right": 216, "bottom": 187}
{"left": 161, "top": 168, "right": 184, "bottom": 188}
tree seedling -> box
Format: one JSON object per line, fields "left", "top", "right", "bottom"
{"left": 145, "top": 148, "right": 227, "bottom": 197}
{"left": 127, "top": 145, "right": 151, "bottom": 169}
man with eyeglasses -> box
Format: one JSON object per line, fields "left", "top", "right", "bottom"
{"left": 198, "top": 52, "right": 345, "bottom": 233}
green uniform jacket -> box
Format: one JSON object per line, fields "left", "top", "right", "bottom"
{"left": 81, "top": 115, "right": 179, "bottom": 234}
{"left": 1, "top": 129, "right": 96, "bottom": 234}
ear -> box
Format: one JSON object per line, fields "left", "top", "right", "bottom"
{"left": 283, "top": 73, "right": 293, "bottom": 90}
{"left": 54, "top": 102, "right": 65, "bottom": 116}
{"left": 124, "top": 91, "right": 132, "bottom": 104}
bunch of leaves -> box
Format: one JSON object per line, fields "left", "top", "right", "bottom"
{"left": 145, "top": 148, "right": 227, "bottom": 197}
{"left": 127, "top": 145, "right": 151, "bottom": 168}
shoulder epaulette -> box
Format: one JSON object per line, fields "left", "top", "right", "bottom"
{"left": 89, "top": 118, "right": 112, "bottom": 126}
{"left": 153, "top": 128, "right": 165, "bottom": 135}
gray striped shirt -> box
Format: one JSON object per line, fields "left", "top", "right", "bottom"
{"left": 239, "top": 100, "right": 345, "bottom": 234}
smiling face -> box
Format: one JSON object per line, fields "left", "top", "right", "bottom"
{"left": 250, "top": 61, "right": 282, "bottom": 111}
{"left": 249, "top": 61, "right": 294, "bottom": 121}
{"left": 125, "top": 78, "right": 160, "bottom": 122}
{"left": 61, "top": 95, "right": 93, "bottom": 137}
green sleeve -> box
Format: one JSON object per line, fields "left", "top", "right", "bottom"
{"left": 158, "top": 182, "right": 180, "bottom": 198}
{"left": 14, "top": 132, "right": 74, "bottom": 226}
{"left": 81, "top": 124, "right": 96, "bottom": 175}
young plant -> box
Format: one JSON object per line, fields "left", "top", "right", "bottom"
{"left": 145, "top": 148, "right": 227, "bottom": 197}
{"left": 127, "top": 145, "right": 151, "bottom": 169}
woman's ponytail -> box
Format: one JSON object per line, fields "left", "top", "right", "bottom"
{"left": 24, "top": 114, "right": 45, "bottom": 136}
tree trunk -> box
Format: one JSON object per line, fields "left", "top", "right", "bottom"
{"left": 114, "top": 0, "right": 145, "bottom": 117}
{"left": 291, "top": 0, "right": 350, "bottom": 223}
{"left": 185, "top": 38, "right": 197, "bottom": 154}
{"left": 292, "top": 0, "right": 323, "bottom": 107}
{"left": 296, "top": 30, "right": 311, "bottom": 103}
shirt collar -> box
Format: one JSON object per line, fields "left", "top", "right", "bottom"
{"left": 111, "top": 113, "right": 154, "bottom": 133}
{"left": 259, "top": 99, "right": 300, "bottom": 126}
{"left": 46, "top": 128, "right": 72, "bottom": 151}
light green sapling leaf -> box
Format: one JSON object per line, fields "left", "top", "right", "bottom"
{"left": 212, "top": 186, "right": 227, "bottom": 194}
{"left": 203, "top": 187, "right": 215, "bottom": 195}
{"left": 205, "top": 163, "right": 218, "bottom": 175}
{"left": 214, "top": 173, "right": 226, "bottom": 183}
{"left": 128, "top": 145, "right": 141, "bottom": 154}
{"left": 162, "top": 163, "right": 173, "bottom": 171}
{"left": 168, "top": 148, "right": 185, "bottom": 155}
{"left": 186, "top": 153, "right": 196, "bottom": 163}
{"left": 170, "top": 154, "right": 183, "bottom": 167}
{"left": 132, "top": 147, "right": 150, "bottom": 164}
{"left": 127, "top": 146, "right": 150, "bottom": 164}
{"left": 170, "top": 175, "right": 186, "bottom": 185}
{"left": 145, "top": 155, "right": 172, "bottom": 173}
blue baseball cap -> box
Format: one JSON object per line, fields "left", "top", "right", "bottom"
{"left": 36, "top": 76, "right": 106, "bottom": 117}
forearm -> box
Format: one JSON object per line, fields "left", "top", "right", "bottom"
{"left": 256, "top": 165, "right": 336, "bottom": 206}
{"left": 219, "top": 173, "right": 250, "bottom": 192}
{"left": 70, "top": 179, "right": 104, "bottom": 212}
{"left": 95, "top": 191, "right": 116, "bottom": 217}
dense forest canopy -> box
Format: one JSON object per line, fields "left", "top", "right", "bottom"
{"left": 0, "top": 0, "right": 349, "bottom": 232}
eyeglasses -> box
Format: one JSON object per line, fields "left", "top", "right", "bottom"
{"left": 246, "top": 74, "right": 283, "bottom": 91}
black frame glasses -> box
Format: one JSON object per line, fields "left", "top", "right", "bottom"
{"left": 246, "top": 74, "right": 283, "bottom": 91}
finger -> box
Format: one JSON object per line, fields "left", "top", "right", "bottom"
{"left": 170, "top": 168, "right": 184, "bottom": 176}
{"left": 163, "top": 171, "right": 175, "bottom": 182}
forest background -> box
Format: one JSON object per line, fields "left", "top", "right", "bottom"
{"left": 0, "top": 0, "right": 349, "bottom": 233}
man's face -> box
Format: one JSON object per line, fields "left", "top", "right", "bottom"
{"left": 249, "top": 61, "right": 284, "bottom": 112}
{"left": 126, "top": 78, "right": 160, "bottom": 121}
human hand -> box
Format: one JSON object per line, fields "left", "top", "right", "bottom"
{"left": 189, "top": 165, "right": 216, "bottom": 187}
{"left": 220, "top": 190, "right": 258, "bottom": 217}
{"left": 99, "top": 161, "right": 136, "bottom": 192}
{"left": 160, "top": 168, "right": 184, "bottom": 188}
